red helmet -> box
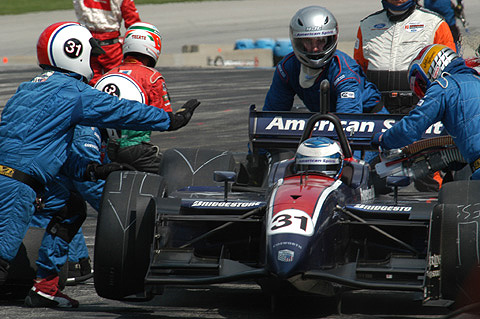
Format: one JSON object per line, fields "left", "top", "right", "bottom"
{"left": 37, "top": 21, "right": 104, "bottom": 81}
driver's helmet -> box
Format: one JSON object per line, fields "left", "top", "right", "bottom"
{"left": 37, "top": 22, "right": 104, "bottom": 81}
{"left": 94, "top": 73, "right": 147, "bottom": 103}
{"left": 407, "top": 44, "right": 458, "bottom": 98}
{"left": 295, "top": 137, "right": 344, "bottom": 178}
{"left": 123, "top": 22, "right": 162, "bottom": 67}
{"left": 289, "top": 6, "right": 338, "bottom": 69}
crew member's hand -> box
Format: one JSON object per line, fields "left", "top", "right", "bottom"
{"left": 168, "top": 99, "right": 201, "bottom": 131}
{"left": 85, "top": 162, "right": 136, "bottom": 181}
{"left": 371, "top": 132, "right": 383, "bottom": 149}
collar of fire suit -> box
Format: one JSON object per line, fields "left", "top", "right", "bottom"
{"left": 385, "top": 4, "right": 416, "bottom": 22}
{"left": 299, "top": 64, "right": 323, "bottom": 89}
{"left": 40, "top": 65, "right": 86, "bottom": 83}
{"left": 123, "top": 56, "right": 143, "bottom": 65}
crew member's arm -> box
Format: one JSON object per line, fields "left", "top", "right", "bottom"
{"left": 380, "top": 88, "right": 446, "bottom": 149}
{"left": 121, "top": 0, "right": 141, "bottom": 28}
{"left": 263, "top": 67, "right": 295, "bottom": 111}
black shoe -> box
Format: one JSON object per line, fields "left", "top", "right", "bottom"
{"left": 66, "top": 257, "right": 93, "bottom": 286}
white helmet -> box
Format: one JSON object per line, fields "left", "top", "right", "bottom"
{"left": 289, "top": 6, "right": 338, "bottom": 69}
{"left": 94, "top": 73, "right": 147, "bottom": 103}
{"left": 295, "top": 137, "right": 343, "bottom": 178}
{"left": 37, "top": 21, "right": 104, "bottom": 81}
{"left": 123, "top": 22, "right": 162, "bottom": 67}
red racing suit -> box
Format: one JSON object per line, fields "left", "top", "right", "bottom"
{"left": 73, "top": 0, "right": 141, "bottom": 85}
{"left": 102, "top": 57, "right": 173, "bottom": 173}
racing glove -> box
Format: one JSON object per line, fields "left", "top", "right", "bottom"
{"left": 84, "top": 162, "right": 136, "bottom": 182}
{"left": 371, "top": 132, "right": 384, "bottom": 149}
{"left": 168, "top": 99, "right": 201, "bottom": 131}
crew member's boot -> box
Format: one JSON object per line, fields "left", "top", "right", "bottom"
{"left": 24, "top": 275, "right": 79, "bottom": 308}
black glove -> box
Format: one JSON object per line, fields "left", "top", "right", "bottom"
{"left": 85, "top": 162, "right": 136, "bottom": 182}
{"left": 168, "top": 99, "right": 201, "bottom": 131}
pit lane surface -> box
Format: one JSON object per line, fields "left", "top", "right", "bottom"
{"left": 0, "top": 65, "right": 457, "bottom": 319}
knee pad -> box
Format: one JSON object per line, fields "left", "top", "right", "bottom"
{"left": 46, "top": 192, "right": 87, "bottom": 243}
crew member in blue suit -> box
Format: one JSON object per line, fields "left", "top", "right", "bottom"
{"left": 424, "top": 0, "right": 462, "bottom": 46}
{"left": 29, "top": 126, "right": 108, "bottom": 290}
{"left": 372, "top": 44, "right": 480, "bottom": 179}
{"left": 264, "top": 6, "right": 386, "bottom": 115}
{"left": 0, "top": 21, "right": 200, "bottom": 307}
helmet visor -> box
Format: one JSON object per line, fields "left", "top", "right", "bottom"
{"left": 409, "top": 68, "right": 428, "bottom": 98}
{"left": 293, "top": 35, "right": 337, "bottom": 60}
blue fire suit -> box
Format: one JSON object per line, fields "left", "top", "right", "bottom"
{"left": 0, "top": 70, "right": 171, "bottom": 262}
{"left": 263, "top": 51, "right": 385, "bottom": 114}
{"left": 377, "top": 58, "right": 480, "bottom": 179}
{"left": 424, "top": 0, "right": 456, "bottom": 27}
{"left": 30, "top": 125, "right": 104, "bottom": 277}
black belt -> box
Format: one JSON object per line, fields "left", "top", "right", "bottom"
{"left": 0, "top": 164, "right": 44, "bottom": 195}
{"left": 96, "top": 38, "right": 119, "bottom": 46}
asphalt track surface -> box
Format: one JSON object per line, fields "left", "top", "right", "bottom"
{"left": 1, "top": 1, "right": 480, "bottom": 318}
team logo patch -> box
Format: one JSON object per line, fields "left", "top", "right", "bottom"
{"left": 340, "top": 91, "right": 355, "bottom": 99}
{"left": 372, "top": 23, "right": 387, "bottom": 30}
{"left": 278, "top": 249, "right": 294, "bottom": 262}
{"left": 404, "top": 22, "right": 425, "bottom": 32}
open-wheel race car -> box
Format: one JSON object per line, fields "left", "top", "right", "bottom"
{"left": 93, "top": 106, "right": 480, "bottom": 311}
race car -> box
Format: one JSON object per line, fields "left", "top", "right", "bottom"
{"left": 93, "top": 107, "right": 479, "bottom": 310}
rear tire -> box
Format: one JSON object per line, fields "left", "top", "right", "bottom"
{"left": 159, "top": 148, "right": 236, "bottom": 193}
{"left": 94, "top": 171, "right": 165, "bottom": 300}
{"left": 435, "top": 181, "right": 480, "bottom": 306}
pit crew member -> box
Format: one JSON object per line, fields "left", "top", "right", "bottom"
{"left": 354, "top": 0, "right": 456, "bottom": 115}
{"left": 73, "top": 0, "right": 141, "bottom": 85}
{"left": 0, "top": 21, "right": 199, "bottom": 304}
{"left": 263, "top": 6, "right": 386, "bottom": 115}
{"left": 371, "top": 44, "right": 480, "bottom": 180}
{"left": 97, "top": 22, "right": 198, "bottom": 173}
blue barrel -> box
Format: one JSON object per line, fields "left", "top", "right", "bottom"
{"left": 234, "top": 39, "right": 255, "bottom": 50}
{"left": 274, "top": 38, "right": 293, "bottom": 57}
{"left": 255, "top": 38, "right": 275, "bottom": 50}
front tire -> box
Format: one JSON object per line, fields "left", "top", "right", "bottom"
{"left": 94, "top": 171, "right": 165, "bottom": 300}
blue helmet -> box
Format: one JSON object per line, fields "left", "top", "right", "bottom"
{"left": 295, "top": 137, "right": 343, "bottom": 178}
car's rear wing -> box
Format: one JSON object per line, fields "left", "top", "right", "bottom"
{"left": 248, "top": 105, "right": 445, "bottom": 153}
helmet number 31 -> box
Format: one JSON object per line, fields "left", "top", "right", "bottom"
{"left": 64, "top": 39, "right": 83, "bottom": 58}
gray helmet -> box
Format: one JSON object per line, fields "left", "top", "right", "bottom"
{"left": 289, "top": 6, "right": 338, "bottom": 69}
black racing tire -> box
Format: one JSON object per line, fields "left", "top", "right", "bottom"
{"left": 438, "top": 180, "right": 480, "bottom": 204}
{"left": 159, "top": 148, "right": 236, "bottom": 193}
{"left": 94, "top": 171, "right": 165, "bottom": 301}
{"left": 1, "top": 227, "right": 68, "bottom": 299}
{"left": 436, "top": 181, "right": 480, "bottom": 305}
